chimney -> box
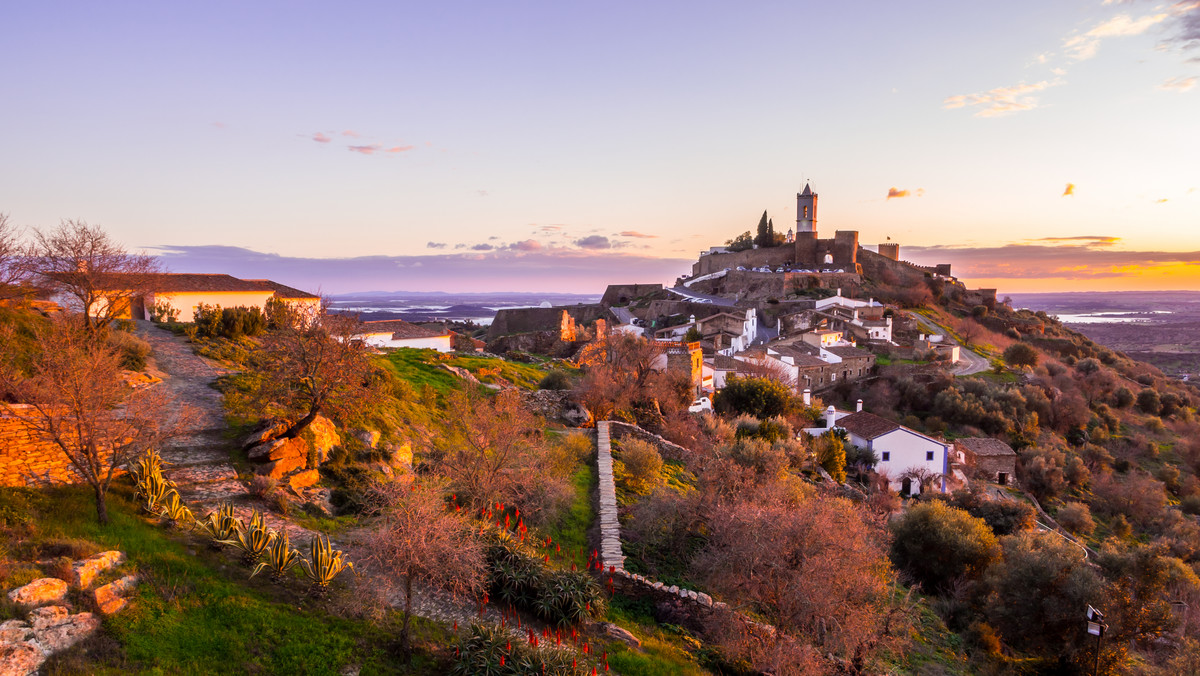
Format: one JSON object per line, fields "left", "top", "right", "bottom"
{"left": 825, "top": 405, "right": 837, "bottom": 429}
{"left": 836, "top": 287, "right": 842, "bottom": 297}
{"left": 856, "top": 399, "right": 864, "bottom": 412}
{"left": 868, "top": 298, "right": 874, "bottom": 306}
{"left": 802, "top": 388, "right": 811, "bottom": 406}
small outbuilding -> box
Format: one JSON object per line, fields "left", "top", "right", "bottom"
{"left": 954, "top": 437, "right": 1017, "bottom": 486}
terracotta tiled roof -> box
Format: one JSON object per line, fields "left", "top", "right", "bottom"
{"left": 358, "top": 319, "right": 448, "bottom": 340}
{"left": 712, "top": 355, "right": 741, "bottom": 370}
{"left": 245, "top": 279, "right": 320, "bottom": 299}
{"left": 836, "top": 411, "right": 901, "bottom": 440}
{"left": 956, "top": 437, "right": 1016, "bottom": 457}
{"left": 99, "top": 273, "right": 272, "bottom": 293}
{"left": 827, "top": 345, "right": 872, "bottom": 359}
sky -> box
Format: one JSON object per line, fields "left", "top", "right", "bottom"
{"left": 1, "top": 1, "right": 1198, "bottom": 294}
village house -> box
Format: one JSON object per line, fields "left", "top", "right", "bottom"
{"left": 953, "top": 437, "right": 1018, "bottom": 486}
{"left": 650, "top": 340, "right": 704, "bottom": 395}
{"left": 806, "top": 404, "right": 949, "bottom": 495}
{"left": 353, "top": 319, "right": 454, "bottom": 352}
{"left": 654, "top": 308, "right": 758, "bottom": 355}
{"left": 97, "top": 273, "right": 321, "bottom": 323}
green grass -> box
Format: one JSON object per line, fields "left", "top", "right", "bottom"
{"left": 5, "top": 485, "right": 449, "bottom": 675}
{"left": 541, "top": 464, "right": 597, "bottom": 570}
{"left": 603, "top": 596, "right": 713, "bottom": 676}
{"left": 891, "top": 591, "right": 971, "bottom": 675}
{"left": 380, "top": 348, "right": 557, "bottom": 395}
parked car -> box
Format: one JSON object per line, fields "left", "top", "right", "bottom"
{"left": 688, "top": 396, "right": 713, "bottom": 413}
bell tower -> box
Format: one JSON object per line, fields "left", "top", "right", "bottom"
{"left": 796, "top": 183, "right": 817, "bottom": 234}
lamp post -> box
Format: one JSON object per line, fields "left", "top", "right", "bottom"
{"left": 1086, "top": 605, "right": 1107, "bottom": 676}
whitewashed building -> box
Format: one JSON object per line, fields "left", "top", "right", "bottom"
{"left": 806, "top": 404, "right": 948, "bottom": 495}
{"left": 355, "top": 319, "right": 453, "bottom": 352}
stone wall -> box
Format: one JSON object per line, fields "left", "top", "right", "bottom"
{"left": 607, "top": 421, "right": 692, "bottom": 462}
{"left": 0, "top": 404, "right": 101, "bottom": 487}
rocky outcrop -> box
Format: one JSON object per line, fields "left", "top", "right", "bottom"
{"left": 0, "top": 641, "right": 42, "bottom": 676}
{"left": 287, "top": 469, "right": 321, "bottom": 493}
{"left": 93, "top": 575, "right": 139, "bottom": 615}
{"left": 520, "top": 390, "right": 592, "bottom": 427}
{"left": 7, "top": 578, "right": 67, "bottom": 609}
{"left": 72, "top": 551, "right": 125, "bottom": 589}
{"left": 601, "top": 622, "right": 641, "bottom": 649}
{"left": 29, "top": 606, "right": 100, "bottom": 654}
{"left": 240, "top": 419, "right": 289, "bottom": 450}
{"left": 306, "top": 415, "right": 340, "bottom": 464}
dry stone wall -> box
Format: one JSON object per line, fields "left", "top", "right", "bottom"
{"left": 0, "top": 404, "right": 107, "bottom": 487}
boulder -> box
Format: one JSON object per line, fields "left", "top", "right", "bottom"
{"left": 7, "top": 578, "right": 68, "bottom": 608}
{"left": 93, "top": 575, "right": 138, "bottom": 615}
{"left": 306, "top": 415, "right": 340, "bottom": 464}
{"left": 0, "top": 642, "right": 43, "bottom": 676}
{"left": 248, "top": 437, "right": 308, "bottom": 463}
{"left": 255, "top": 454, "right": 306, "bottom": 479}
{"left": 27, "top": 605, "right": 69, "bottom": 631}
{"left": 696, "top": 592, "right": 713, "bottom": 607}
{"left": 287, "top": 469, "right": 321, "bottom": 493}
{"left": 0, "top": 619, "right": 31, "bottom": 644}
{"left": 601, "top": 622, "right": 641, "bottom": 649}
{"left": 240, "top": 420, "right": 289, "bottom": 450}
{"left": 72, "top": 550, "right": 125, "bottom": 589}
{"left": 388, "top": 443, "right": 413, "bottom": 470}
{"left": 30, "top": 610, "right": 100, "bottom": 654}
{"left": 353, "top": 428, "right": 381, "bottom": 449}
{"left": 563, "top": 402, "right": 593, "bottom": 427}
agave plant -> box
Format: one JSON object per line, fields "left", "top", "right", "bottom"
{"left": 157, "top": 490, "right": 194, "bottom": 529}
{"left": 219, "top": 511, "right": 276, "bottom": 565}
{"left": 129, "top": 448, "right": 170, "bottom": 488}
{"left": 196, "top": 502, "right": 243, "bottom": 548}
{"left": 299, "top": 535, "right": 354, "bottom": 598}
{"left": 131, "top": 449, "right": 176, "bottom": 513}
{"left": 251, "top": 530, "right": 303, "bottom": 583}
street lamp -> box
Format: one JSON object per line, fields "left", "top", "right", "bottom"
{"left": 1086, "top": 605, "right": 1107, "bottom": 676}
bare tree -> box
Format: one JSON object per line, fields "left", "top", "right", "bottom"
{"left": 364, "top": 478, "right": 485, "bottom": 662}
{"left": 0, "top": 213, "right": 30, "bottom": 300}
{"left": 252, "top": 311, "right": 380, "bottom": 439}
{"left": 737, "top": 354, "right": 797, "bottom": 389}
{"left": 0, "top": 317, "right": 182, "bottom": 524}
{"left": 424, "top": 385, "right": 569, "bottom": 524}
{"left": 25, "top": 220, "right": 161, "bottom": 335}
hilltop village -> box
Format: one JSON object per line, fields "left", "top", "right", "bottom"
{"left": 5, "top": 199, "right": 1200, "bottom": 675}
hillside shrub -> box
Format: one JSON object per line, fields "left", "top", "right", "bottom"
{"left": 942, "top": 489, "right": 1036, "bottom": 536}
{"left": 1114, "top": 387, "right": 1135, "bottom": 408}
{"left": 1002, "top": 342, "right": 1039, "bottom": 369}
{"left": 485, "top": 534, "right": 605, "bottom": 627}
{"left": 193, "top": 304, "right": 267, "bottom": 340}
{"left": 890, "top": 501, "right": 999, "bottom": 592}
{"left": 713, "top": 376, "right": 794, "bottom": 419}
{"left": 1137, "top": 389, "right": 1162, "bottom": 415}
{"left": 451, "top": 624, "right": 593, "bottom": 676}
{"left": 108, "top": 330, "right": 151, "bottom": 371}
{"left": 615, "top": 439, "right": 662, "bottom": 494}
{"left": 537, "top": 370, "right": 571, "bottom": 391}
{"left": 1056, "top": 502, "right": 1095, "bottom": 536}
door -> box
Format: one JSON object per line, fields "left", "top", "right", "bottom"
{"left": 901, "top": 477, "right": 912, "bottom": 497}
{"left": 997, "top": 472, "right": 1008, "bottom": 486}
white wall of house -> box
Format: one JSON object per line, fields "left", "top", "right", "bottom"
{"left": 145, "top": 291, "right": 275, "bottom": 322}
{"left": 854, "top": 429, "right": 947, "bottom": 494}
{"left": 384, "top": 335, "right": 453, "bottom": 352}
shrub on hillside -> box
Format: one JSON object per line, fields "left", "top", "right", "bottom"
{"left": 108, "top": 330, "right": 151, "bottom": 370}
{"left": 1137, "top": 389, "right": 1162, "bottom": 415}
{"left": 713, "top": 376, "right": 794, "bottom": 419}
{"left": 537, "top": 370, "right": 571, "bottom": 391}
{"left": 1114, "top": 386, "right": 1135, "bottom": 409}
{"left": 615, "top": 438, "right": 662, "bottom": 494}
{"left": 1056, "top": 502, "right": 1095, "bottom": 536}
{"left": 193, "top": 304, "right": 266, "bottom": 340}
{"left": 890, "top": 501, "right": 999, "bottom": 592}
{"left": 1002, "top": 342, "right": 1039, "bottom": 369}
{"left": 942, "top": 489, "right": 1036, "bottom": 536}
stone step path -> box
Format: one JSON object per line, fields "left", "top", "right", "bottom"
{"left": 134, "top": 322, "right": 247, "bottom": 507}
{"left": 595, "top": 422, "right": 625, "bottom": 572}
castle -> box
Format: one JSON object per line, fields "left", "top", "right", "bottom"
{"left": 690, "top": 184, "right": 952, "bottom": 282}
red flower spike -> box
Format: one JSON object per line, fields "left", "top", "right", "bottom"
{"left": 507, "top": 641, "right": 511, "bottom": 651}
{"left": 453, "top": 621, "right": 457, "bottom": 631}
{"left": 500, "top": 656, "right": 505, "bottom": 667}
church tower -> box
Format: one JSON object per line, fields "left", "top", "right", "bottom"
{"left": 796, "top": 183, "right": 817, "bottom": 234}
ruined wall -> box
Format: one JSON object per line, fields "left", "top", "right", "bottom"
{"left": 0, "top": 405, "right": 101, "bottom": 487}
{"left": 601, "top": 284, "right": 664, "bottom": 307}
{"left": 486, "top": 305, "right": 611, "bottom": 340}
{"left": 690, "top": 246, "right": 793, "bottom": 277}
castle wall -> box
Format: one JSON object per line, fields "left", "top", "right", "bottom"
{"left": 691, "top": 246, "right": 793, "bottom": 277}
{"left": 486, "top": 305, "right": 612, "bottom": 340}
{"left": 601, "top": 284, "right": 663, "bottom": 307}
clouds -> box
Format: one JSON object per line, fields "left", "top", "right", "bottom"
{"left": 509, "top": 239, "right": 542, "bottom": 251}
{"left": 618, "top": 230, "right": 657, "bottom": 238}
{"left": 1160, "top": 75, "right": 1197, "bottom": 91}
{"left": 574, "top": 235, "right": 612, "bottom": 249}
{"left": 150, "top": 245, "right": 693, "bottom": 294}
{"left": 1063, "top": 11, "right": 1170, "bottom": 60}
{"left": 1163, "top": 1, "right": 1200, "bottom": 55}
{"left": 943, "top": 81, "right": 1057, "bottom": 117}
{"left": 886, "top": 187, "right": 924, "bottom": 199}
{"left": 426, "top": 242, "right": 447, "bottom": 249}
{"left": 311, "top": 132, "right": 332, "bottom": 143}
{"left": 1063, "top": 183, "right": 1076, "bottom": 196}
{"left": 347, "top": 144, "right": 414, "bottom": 155}
{"left": 903, "top": 239, "right": 1200, "bottom": 282}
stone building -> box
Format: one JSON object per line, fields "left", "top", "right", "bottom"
{"left": 954, "top": 437, "right": 1017, "bottom": 486}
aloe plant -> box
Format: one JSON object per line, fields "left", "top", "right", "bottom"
{"left": 251, "top": 530, "right": 303, "bottom": 583}
{"left": 299, "top": 535, "right": 354, "bottom": 598}
{"left": 157, "top": 490, "right": 194, "bottom": 529}
{"left": 221, "top": 523, "right": 276, "bottom": 566}
{"left": 197, "top": 502, "right": 243, "bottom": 548}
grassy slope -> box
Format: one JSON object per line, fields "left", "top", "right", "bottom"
{"left": 380, "top": 348, "right": 554, "bottom": 395}
{"left": 3, "top": 486, "right": 448, "bottom": 675}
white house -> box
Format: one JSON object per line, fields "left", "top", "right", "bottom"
{"left": 355, "top": 319, "right": 453, "bottom": 352}
{"left": 806, "top": 404, "right": 948, "bottom": 495}
{"left": 655, "top": 308, "right": 758, "bottom": 356}
{"left": 97, "top": 273, "right": 321, "bottom": 323}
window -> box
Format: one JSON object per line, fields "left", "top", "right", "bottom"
{"left": 881, "top": 452, "right": 890, "bottom": 462}
{"left": 926, "top": 451, "right": 935, "bottom": 461}
{"left": 803, "top": 206, "right": 809, "bottom": 218}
